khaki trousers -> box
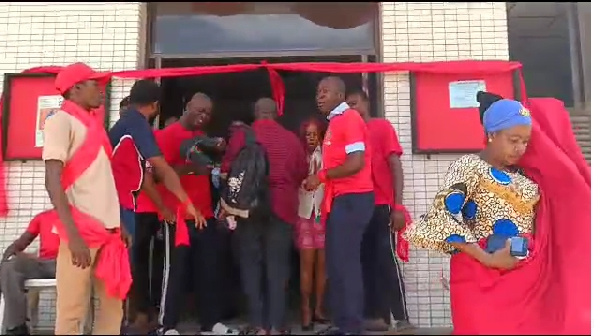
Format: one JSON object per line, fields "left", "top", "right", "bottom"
{"left": 54, "top": 241, "right": 123, "bottom": 335}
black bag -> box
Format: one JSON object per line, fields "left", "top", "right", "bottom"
{"left": 220, "top": 127, "right": 270, "bottom": 219}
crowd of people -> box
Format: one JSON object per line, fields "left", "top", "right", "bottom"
{"left": 0, "top": 61, "right": 590, "bottom": 336}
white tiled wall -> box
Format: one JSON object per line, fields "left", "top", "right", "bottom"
{"left": 380, "top": 2, "right": 509, "bottom": 328}
{"left": 0, "top": 1, "right": 145, "bottom": 327}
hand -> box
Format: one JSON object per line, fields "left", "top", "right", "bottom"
{"left": 302, "top": 174, "right": 321, "bottom": 191}
{"left": 1, "top": 246, "right": 15, "bottom": 262}
{"left": 159, "top": 206, "right": 177, "bottom": 224}
{"left": 186, "top": 203, "right": 207, "bottom": 229}
{"left": 484, "top": 240, "right": 519, "bottom": 270}
{"left": 215, "top": 137, "right": 226, "bottom": 151}
{"left": 390, "top": 209, "right": 406, "bottom": 232}
{"left": 67, "top": 232, "right": 91, "bottom": 269}
{"left": 120, "top": 224, "right": 133, "bottom": 248}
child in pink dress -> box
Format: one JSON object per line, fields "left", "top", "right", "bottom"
{"left": 296, "top": 118, "right": 328, "bottom": 330}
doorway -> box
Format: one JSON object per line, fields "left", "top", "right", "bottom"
{"left": 153, "top": 55, "right": 379, "bottom": 321}
{"left": 156, "top": 56, "right": 376, "bottom": 136}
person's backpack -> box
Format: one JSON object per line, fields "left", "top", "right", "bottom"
{"left": 220, "top": 126, "right": 270, "bottom": 219}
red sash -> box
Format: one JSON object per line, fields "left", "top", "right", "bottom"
{"left": 49, "top": 100, "right": 131, "bottom": 300}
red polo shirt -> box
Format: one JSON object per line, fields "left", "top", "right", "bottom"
{"left": 323, "top": 105, "right": 373, "bottom": 196}
{"left": 367, "top": 118, "right": 403, "bottom": 205}
{"left": 27, "top": 210, "right": 60, "bottom": 260}
{"left": 154, "top": 122, "right": 213, "bottom": 220}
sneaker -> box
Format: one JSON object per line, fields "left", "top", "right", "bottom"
{"left": 201, "top": 322, "right": 240, "bottom": 335}
{"left": 6, "top": 324, "right": 29, "bottom": 335}
{"left": 363, "top": 318, "right": 389, "bottom": 331}
{"left": 393, "top": 320, "right": 416, "bottom": 331}
{"left": 159, "top": 328, "right": 180, "bottom": 336}
{"left": 239, "top": 326, "right": 267, "bottom": 335}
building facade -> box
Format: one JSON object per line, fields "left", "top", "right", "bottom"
{"left": 0, "top": 2, "right": 588, "bottom": 329}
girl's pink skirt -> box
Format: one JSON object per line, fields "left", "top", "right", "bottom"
{"left": 294, "top": 214, "right": 325, "bottom": 250}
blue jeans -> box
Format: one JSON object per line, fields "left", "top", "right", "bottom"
{"left": 120, "top": 207, "right": 136, "bottom": 264}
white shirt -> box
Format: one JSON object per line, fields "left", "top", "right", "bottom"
{"left": 298, "top": 146, "right": 325, "bottom": 220}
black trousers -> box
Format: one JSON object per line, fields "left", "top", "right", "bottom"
{"left": 132, "top": 212, "right": 165, "bottom": 315}
{"left": 159, "top": 218, "right": 229, "bottom": 330}
{"left": 236, "top": 215, "right": 293, "bottom": 331}
{"left": 361, "top": 205, "right": 409, "bottom": 323}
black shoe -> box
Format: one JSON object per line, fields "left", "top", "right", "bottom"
{"left": 6, "top": 324, "right": 30, "bottom": 335}
{"left": 301, "top": 322, "right": 314, "bottom": 332}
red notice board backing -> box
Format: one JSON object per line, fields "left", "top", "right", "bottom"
{"left": 2, "top": 73, "right": 110, "bottom": 161}
{"left": 410, "top": 71, "right": 518, "bottom": 154}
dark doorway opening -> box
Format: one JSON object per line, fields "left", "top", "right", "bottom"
{"left": 157, "top": 55, "right": 380, "bottom": 136}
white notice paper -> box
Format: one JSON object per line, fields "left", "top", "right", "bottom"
{"left": 448, "top": 80, "right": 487, "bottom": 109}
{"left": 35, "top": 95, "right": 63, "bottom": 147}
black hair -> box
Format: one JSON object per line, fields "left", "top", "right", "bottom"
{"left": 129, "top": 80, "right": 161, "bottom": 106}
{"left": 321, "top": 76, "right": 346, "bottom": 96}
{"left": 119, "top": 96, "right": 130, "bottom": 109}
{"left": 476, "top": 91, "right": 504, "bottom": 124}
{"left": 346, "top": 88, "right": 369, "bottom": 102}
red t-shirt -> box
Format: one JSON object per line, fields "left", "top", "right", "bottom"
{"left": 154, "top": 122, "right": 213, "bottom": 220}
{"left": 322, "top": 107, "right": 373, "bottom": 196}
{"left": 367, "top": 118, "right": 403, "bottom": 205}
{"left": 27, "top": 210, "right": 60, "bottom": 260}
{"left": 135, "top": 130, "right": 159, "bottom": 214}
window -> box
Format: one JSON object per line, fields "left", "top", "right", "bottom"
{"left": 508, "top": 2, "right": 589, "bottom": 108}
{"left": 151, "top": 2, "right": 377, "bottom": 56}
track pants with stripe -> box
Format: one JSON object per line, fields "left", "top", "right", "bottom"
{"left": 159, "top": 218, "right": 228, "bottom": 330}
{"left": 361, "top": 205, "right": 410, "bottom": 323}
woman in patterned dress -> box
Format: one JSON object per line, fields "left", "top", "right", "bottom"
{"left": 404, "top": 92, "right": 590, "bottom": 334}
{"left": 296, "top": 117, "right": 328, "bottom": 330}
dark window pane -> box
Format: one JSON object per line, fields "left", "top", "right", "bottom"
{"left": 152, "top": 2, "right": 376, "bottom": 55}
{"left": 508, "top": 2, "right": 574, "bottom": 106}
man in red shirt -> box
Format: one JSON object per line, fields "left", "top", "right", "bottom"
{"left": 0, "top": 210, "right": 59, "bottom": 335}
{"left": 304, "top": 77, "right": 375, "bottom": 335}
{"left": 221, "top": 98, "right": 307, "bottom": 335}
{"left": 156, "top": 92, "right": 236, "bottom": 336}
{"left": 347, "top": 89, "right": 412, "bottom": 332}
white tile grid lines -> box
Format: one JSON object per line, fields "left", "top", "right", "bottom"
{"left": 0, "top": 2, "right": 146, "bottom": 328}
{"left": 379, "top": 2, "right": 509, "bottom": 328}
{"left": 0, "top": 1, "right": 510, "bottom": 330}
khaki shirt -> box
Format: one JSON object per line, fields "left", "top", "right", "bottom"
{"left": 42, "top": 110, "right": 120, "bottom": 229}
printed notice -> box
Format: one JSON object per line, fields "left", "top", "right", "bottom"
{"left": 35, "top": 95, "right": 63, "bottom": 147}
{"left": 448, "top": 80, "right": 487, "bottom": 109}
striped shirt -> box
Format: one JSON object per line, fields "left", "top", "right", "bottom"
{"left": 222, "top": 119, "right": 308, "bottom": 225}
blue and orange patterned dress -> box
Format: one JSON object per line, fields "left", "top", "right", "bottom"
{"left": 404, "top": 154, "right": 540, "bottom": 254}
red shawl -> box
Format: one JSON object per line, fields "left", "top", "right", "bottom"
{"left": 48, "top": 100, "right": 132, "bottom": 300}
{"left": 449, "top": 98, "right": 590, "bottom": 335}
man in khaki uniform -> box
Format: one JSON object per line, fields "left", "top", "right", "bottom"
{"left": 43, "top": 63, "right": 124, "bottom": 335}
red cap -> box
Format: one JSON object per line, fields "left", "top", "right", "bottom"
{"left": 55, "top": 63, "right": 108, "bottom": 95}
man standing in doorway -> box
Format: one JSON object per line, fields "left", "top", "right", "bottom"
{"left": 109, "top": 80, "right": 199, "bottom": 333}
{"left": 221, "top": 98, "right": 307, "bottom": 335}
{"left": 43, "top": 62, "right": 124, "bottom": 335}
{"left": 304, "top": 77, "right": 375, "bottom": 335}
{"left": 347, "top": 89, "right": 413, "bottom": 332}
{"left": 157, "top": 92, "right": 235, "bottom": 336}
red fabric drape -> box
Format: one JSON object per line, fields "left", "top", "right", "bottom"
{"left": 0, "top": 60, "right": 523, "bottom": 219}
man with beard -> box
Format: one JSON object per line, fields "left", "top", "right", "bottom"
{"left": 156, "top": 92, "right": 236, "bottom": 336}
{"left": 109, "top": 80, "right": 201, "bottom": 334}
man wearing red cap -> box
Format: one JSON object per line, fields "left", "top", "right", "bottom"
{"left": 43, "top": 63, "right": 124, "bottom": 335}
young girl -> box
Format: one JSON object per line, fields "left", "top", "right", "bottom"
{"left": 296, "top": 117, "right": 328, "bottom": 331}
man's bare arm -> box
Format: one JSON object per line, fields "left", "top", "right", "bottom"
{"left": 325, "top": 151, "right": 365, "bottom": 179}
{"left": 141, "top": 173, "right": 173, "bottom": 219}
{"left": 44, "top": 160, "right": 79, "bottom": 237}
{"left": 2, "top": 232, "right": 36, "bottom": 261}
{"left": 147, "top": 156, "right": 192, "bottom": 203}
{"left": 389, "top": 154, "right": 404, "bottom": 204}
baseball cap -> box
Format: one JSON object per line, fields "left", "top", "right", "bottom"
{"left": 55, "top": 63, "right": 109, "bottom": 95}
